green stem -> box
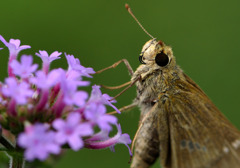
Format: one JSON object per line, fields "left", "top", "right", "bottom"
{"left": 10, "top": 154, "right": 25, "bottom": 168}
{"left": 7, "top": 151, "right": 25, "bottom": 168}
{"left": 0, "top": 134, "right": 25, "bottom": 168}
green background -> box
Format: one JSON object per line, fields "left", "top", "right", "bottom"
{"left": 1, "top": 0, "right": 240, "bottom": 168}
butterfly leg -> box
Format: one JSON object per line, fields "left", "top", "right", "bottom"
{"left": 94, "top": 60, "right": 138, "bottom": 100}
{"left": 101, "top": 81, "right": 132, "bottom": 90}
{"left": 95, "top": 59, "right": 134, "bottom": 76}
{"left": 110, "top": 76, "right": 141, "bottom": 101}
{"left": 107, "top": 103, "right": 137, "bottom": 115}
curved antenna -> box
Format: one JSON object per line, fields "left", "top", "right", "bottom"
{"left": 125, "top": 4, "right": 154, "bottom": 39}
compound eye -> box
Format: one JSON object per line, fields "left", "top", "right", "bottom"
{"left": 155, "top": 52, "right": 169, "bottom": 67}
{"left": 139, "top": 54, "right": 146, "bottom": 64}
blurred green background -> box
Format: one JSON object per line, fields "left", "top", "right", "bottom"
{"left": 0, "top": 0, "right": 240, "bottom": 168}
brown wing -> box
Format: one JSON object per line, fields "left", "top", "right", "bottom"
{"left": 131, "top": 103, "right": 161, "bottom": 168}
{"left": 158, "top": 73, "right": 240, "bottom": 168}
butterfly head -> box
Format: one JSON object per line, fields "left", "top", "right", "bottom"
{"left": 139, "top": 39, "right": 176, "bottom": 69}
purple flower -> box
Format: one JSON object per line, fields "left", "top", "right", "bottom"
{"left": 36, "top": 50, "right": 61, "bottom": 73}
{"left": 10, "top": 55, "right": 38, "bottom": 78}
{"left": 0, "top": 35, "right": 131, "bottom": 162}
{"left": 2, "top": 77, "right": 34, "bottom": 105}
{"left": 85, "top": 129, "right": 109, "bottom": 142}
{"left": 66, "top": 70, "right": 90, "bottom": 87}
{"left": 60, "top": 70, "right": 89, "bottom": 107}
{"left": 0, "top": 48, "right": 3, "bottom": 50}
{"left": 109, "top": 124, "right": 132, "bottom": 154}
{"left": 30, "top": 70, "right": 63, "bottom": 111}
{"left": 0, "top": 35, "right": 31, "bottom": 77}
{"left": 36, "top": 50, "right": 61, "bottom": 64}
{"left": 61, "top": 81, "right": 88, "bottom": 107}
{"left": 53, "top": 112, "right": 93, "bottom": 150}
{"left": 85, "top": 124, "right": 132, "bottom": 155}
{"left": 89, "top": 85, "right": 120, "bottom": 113}
{"left": 65, "top": 90, "right": 88, "bottom": 107}
{"left": 85, "top": 102, "right": 117, "bottom": 131}
{"left": 30, "top": 69, "right": 61, "bottom": 90}
{"left": 0, "top": 35, "right": 31, "bottom": 57}
{"left": 65, "top": 53, "right": 95, "bottom": 77}
{"left": 18, "top": 123, "right": 61, "bottom": 161}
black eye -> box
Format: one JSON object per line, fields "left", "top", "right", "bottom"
{"left": 155, "top": 52, "right": 169, "bottom": 67}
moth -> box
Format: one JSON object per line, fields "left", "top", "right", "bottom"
{"left": 130, "top": 38, "right": 240, "bottom": 168}
{"left": 96, "top": 4, "right": 240, "bottom": 168}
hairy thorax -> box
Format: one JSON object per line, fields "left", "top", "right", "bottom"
{"left": 131, "top": 64, "right": 183, "bottom": 117}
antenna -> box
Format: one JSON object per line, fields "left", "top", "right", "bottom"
{"left": 125, "top": 4, "right": 154, "bottom": 39}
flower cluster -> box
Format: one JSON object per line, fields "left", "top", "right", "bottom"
{"left": 0, "top": 35, "right": 131, "bottom": 161}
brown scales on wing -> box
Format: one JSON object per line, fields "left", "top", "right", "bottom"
{"left": 131, "top": 71, "right": 240, "bottom": 168}
{"left": 161, "top": 73, "right": 240, "bottom": 168}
